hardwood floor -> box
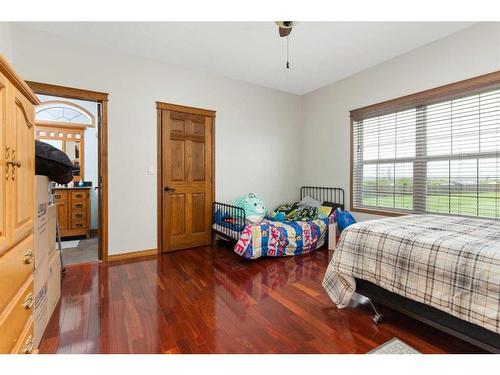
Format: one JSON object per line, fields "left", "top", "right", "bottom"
{"left": 38, "top": 244, "right": 484, "bottom": 354}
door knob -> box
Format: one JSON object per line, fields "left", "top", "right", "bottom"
{"left": 163, "top": 186, "right": 175, "bottom": 192}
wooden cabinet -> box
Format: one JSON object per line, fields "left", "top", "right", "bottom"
{"left": 0, "top": 234, "right": 35, "bottom": 309}
{"left": 11, "top": 86, "right": 36, "bottom": 244}
{"left": 0, "top": 70, "right": 9, "bottom": 255}
{"left": 54, "top": 187, "right": 90, "bottom": 238}
{"left": 0, "top": 278, "right": 34, "bottom": 353}
{"left": 0, "top": 55, "right": 40, "bottom": 354}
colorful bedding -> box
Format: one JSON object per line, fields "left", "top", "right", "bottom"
{"left": 234, "top": 216, "right": 333, "bottom": 259}
{"left": 271, "top": 202, "right": 319, "bottom": 221}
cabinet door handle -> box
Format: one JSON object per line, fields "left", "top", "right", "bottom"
{"left": 22, "top": 335, "right": 34, "bottom": 354}
{"left": 5, "top": 145, "right": 9, "bottom": 180}
{"left": 10, "top": 149, "right": 19, "bottom": 181}
{"left": 23, "top": 249, "right": 34, "bottom": 265}
{"left": 23, "top": 293, "right": 34, "bottom": 310}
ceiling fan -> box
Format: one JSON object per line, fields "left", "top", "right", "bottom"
{"left": 275, "top": 22, "right": 297, "bottom": 69}
{"left": 275, "top": 21, "right": 296, "bottom": 37}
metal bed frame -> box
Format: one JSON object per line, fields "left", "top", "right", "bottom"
{"left": 211, "top": 202, "right": 247, "bottom": 242}
{"left": 212, "top": 186, "right": 345, "bottom": 242}
{"left": 357, "top": 279, "right": 500, "bottom": 353}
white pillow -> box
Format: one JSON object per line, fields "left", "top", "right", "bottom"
{"left": 298, "top": 195, "right": 322, "bottom": 208}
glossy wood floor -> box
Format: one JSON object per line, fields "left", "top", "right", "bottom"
{"left": 39, "top": 244, "right": 484, "bottom": 354}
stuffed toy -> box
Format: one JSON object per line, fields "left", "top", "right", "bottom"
{"left": 234, "top": 193, "right": 267, "bottom": 223}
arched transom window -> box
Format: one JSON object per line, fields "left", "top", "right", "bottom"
{"left": 35, "top": 100, "right": 95, "bottom": 127}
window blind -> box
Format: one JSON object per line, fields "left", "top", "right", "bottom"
{"left": 352, "top": 85, "right": 500, "bottom": 219}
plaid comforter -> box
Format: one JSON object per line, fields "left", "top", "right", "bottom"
{"left": 322, "top": 214, "right": 500, "bottom": 334}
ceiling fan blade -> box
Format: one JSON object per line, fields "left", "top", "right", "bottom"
{"left": 279, "top": 27, "right": 292, "bottom": 37}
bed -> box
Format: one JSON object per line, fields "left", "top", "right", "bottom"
{"left": 322, "top": 214, "right": 500, "bottom": 352}
{"left": 212, "top": 186, "right": 344, "bottom": 259}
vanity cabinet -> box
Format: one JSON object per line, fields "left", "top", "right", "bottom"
{"left": 54, "top": 187, "right": 90, "bottom": 239}
{"left": 0, "top": 55, "right": 40, "bottom": 354}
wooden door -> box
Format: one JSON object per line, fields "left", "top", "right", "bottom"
{"left": 10, "top": 87, "right": 35, "bottom": 244}
{"left": 0, "top": 73, "right": 9, "bottom": 254}
{"left": 159, "top": 105, "right": 214, "bottom": 252}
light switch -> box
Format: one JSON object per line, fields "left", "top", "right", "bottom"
{"left": 147, "top": 165, "right": 156, "bottom": 175}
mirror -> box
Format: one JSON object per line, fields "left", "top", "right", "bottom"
{"left": 43, "top": 139, "right": 63, "bottom": 151}
{"left": 35, "top": 125, "right": 85, "bottom": 182}
{"left": 65, "top": 141, "right": 81, "bottom": 177}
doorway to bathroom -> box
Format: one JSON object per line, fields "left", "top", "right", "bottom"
{"left": 28, "top": 81, "right": 109, "bottom": 264}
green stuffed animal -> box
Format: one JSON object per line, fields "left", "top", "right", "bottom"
{"left": 234, "top": 193, "right": 267, "bottom": 223}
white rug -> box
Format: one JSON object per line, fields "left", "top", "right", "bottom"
{"left": 61, "top": 240, "right": 80, "bottom": 249}
{"left": 368, "top": 338, "right": 420, "bottom": 354}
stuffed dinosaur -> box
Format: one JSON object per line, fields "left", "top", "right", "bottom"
{"left": 234, "top": 193, "right": 267, "bottom": 223}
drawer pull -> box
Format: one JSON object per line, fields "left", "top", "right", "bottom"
{"left": 23, "top": 249, "right": 34, "bottom": 265}
{"left": 75, "top": 224, "right": 83, "bottom": 228}
{"left": 23, "top": 293, "right": 34, "bottom": 310}
{"left": 55, "top": 194, "right": 61, "bottom": 199}
{"left": 76, "top": 204, "right": 83, "bottom": 208}
{"left": 22, "top": 335, "right": 34, "bottom": 354}
{"left": 76, "top": 213, "right": 83, "bottom": 218}
{"left": 75, "top": 194, "right": 83, "bottom": 198}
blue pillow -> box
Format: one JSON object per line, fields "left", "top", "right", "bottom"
{"left": 337, "top": 211, "right": 356, "bottom": 231}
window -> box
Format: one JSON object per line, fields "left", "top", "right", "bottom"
{"left": 36, "top": 100, "right": 95, "bottom": 127}
{"left": 351, "top": 72, "right": 500, "bottom": 219}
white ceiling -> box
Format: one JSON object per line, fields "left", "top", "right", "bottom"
{"left": 19, "top": 22, "right": 473, "bottom": 95}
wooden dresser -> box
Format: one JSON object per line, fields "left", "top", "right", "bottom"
{"left": 0, "top": 55, "right": 41, "bottom": 353}
{"left": 54, "top": 187, "right": 91, "bottom": 238}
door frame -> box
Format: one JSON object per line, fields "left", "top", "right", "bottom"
{"left": 156, "top": 101, "right": 216, "bottom": 254}
{"left": 27, "top": 81, "right": 110, "bottom": 261}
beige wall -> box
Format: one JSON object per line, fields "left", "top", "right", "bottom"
{"left": 6, "top": 22, "right": 500, "bottom": 254}
{"left": 0, "top": 22, "right": 13, "bottom": 61}
{"left": 11, "top": 25, "right": 303, "bottom": 255}
{"left": 301, "top": 22, "right": 500, "bottom": 222}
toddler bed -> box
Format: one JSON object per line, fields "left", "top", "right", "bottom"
{"left": 212, "top": 186, "right": 344, "bottom": 259}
